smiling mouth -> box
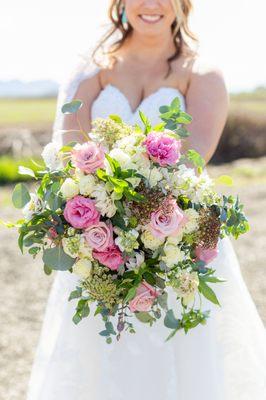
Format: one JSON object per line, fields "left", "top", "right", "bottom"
{"left": 139, "top": 14, "right": 164, "bottom": 24}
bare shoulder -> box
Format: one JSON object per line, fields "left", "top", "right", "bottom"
{"left": 188, "top": 55, "right": 229, "bottom": 102}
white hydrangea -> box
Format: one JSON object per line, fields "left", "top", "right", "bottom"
{"left": 161, "top": 243, "right": 185, "bottom": 268}
{"left": 173, "top": 271, "right": 199, "bottom": 306}
{"left": 91, "top": 183, "right": 116, "bottom": 218}
{"left": 62, "top": 234, "right": 81, "bottom": 258}
{"left": 183, "top": 208, "right": 200, "bottom": 234}
{"left": 22, "top": 193, "right": 44, "bottom": 221}
{"left": 108, "top": 148, "right": 134, "bottom": 170}
{"left": 41, "top": 142, "right": 63, "bottom": 170}
{"left": 72, "top": 258, "right": 92, "bottom": 279}
{"left": 141, "top": 229, "right": 165, "bottom": 251}
{"left": 166, "top": 232, "right": 184, "bottom": 246}
{"left": 60, "top": 178, "right": 79, "bottom": 200}
{"left": 78, "top": 174, "right": 96, "bottom": 196}
{"left": 115, "top": 229, "right": 139, "bottom": 253}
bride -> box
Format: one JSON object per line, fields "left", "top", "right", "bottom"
{"left": 27, "top": 1, "right": 266, "bottom": 399}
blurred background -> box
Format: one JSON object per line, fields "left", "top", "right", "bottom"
{"left": 0, "top": 0, "right": 265, "bottom": 399}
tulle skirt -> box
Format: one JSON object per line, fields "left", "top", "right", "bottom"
{"left": 26, "top": 237, "right": 266, "bottom": 400}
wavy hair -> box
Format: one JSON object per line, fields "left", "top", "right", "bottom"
{"left": 92, "top": 0, "right": 198, "bottom": 76}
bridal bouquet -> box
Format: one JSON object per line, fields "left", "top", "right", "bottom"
{"left": 6, "top": 98, "right": 249, "bottom": 343}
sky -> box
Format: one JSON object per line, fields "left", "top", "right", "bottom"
{"left": 1, "top": 0, "right": 266, "bottom": 91}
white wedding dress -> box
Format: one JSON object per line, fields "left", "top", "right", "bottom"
{"left": 26, "top": 59, "right": 266, "bottom": 400}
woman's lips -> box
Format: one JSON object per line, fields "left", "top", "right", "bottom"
{"left": 139, "top": 14, "right": 163, "bottom": 24}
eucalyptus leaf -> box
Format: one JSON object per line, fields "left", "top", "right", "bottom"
{"left": 42, "top": 246, "right": 75, "bottom": 271}
{"left": 12, "top": 183, "right": 31, "bottom": 209}
{"left": 164, "top": 309, "right": 180, "bottom": 329}
{"left": 135, "top": 312, "right": 154, "bottom": 323}
{"left": 61, "top": 99, "right": 83, "bottom": 114}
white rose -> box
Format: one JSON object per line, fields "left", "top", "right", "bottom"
{"left": 22, "top": 193, "right": 43, "bottom": 221}
{"left": 161, "top": 243, "right": 185, "bottom": 268}
{"left": 166, "top": 232, "right": 184, "bottom": 246}
{"left": 41, "top": 142, "right": 63, "bottom": 170}
{"left": 108, "top": 148, "right": 133, "bottom": 170}
{"left": 78, "top": 174, "right": 96, "bottom": 196}
{"left": 141, "top": 229, "right": 164, "bottom": 251}
{"left": 72, "top": 258, "right": 92, "bottom": 279}
{"left": 60, "top": 178, "right": 79, "bottom": 200}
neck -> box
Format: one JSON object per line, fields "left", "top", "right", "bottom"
{"left": 121, "top": 29, "right": 176, "bottom": 65}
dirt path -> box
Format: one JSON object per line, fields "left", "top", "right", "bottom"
{"left": 0, "top": 157, "right": 265, "bottom": 399}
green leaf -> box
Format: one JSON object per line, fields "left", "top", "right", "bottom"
{"left": 81, "top": 304, "right": 90, "bottom": 318}
{"left": 61, "top": 99, "right": 83, "bottom": 114}
{"left": 105, "top": 321, "right": 116, "bottom": 335}
{"left": 111, "top": 213, "right": 127, "bottom": 231}
{"left": 124, "top": 287, "right": 137, "bottom": 303}
{"left": 157, "top": 292, "right": 168, "bottom": 310}
{"left": 42, "top": 246, "right": 75, "bottom": 271}
{"left": 201, "top": 276, "right": 226, "bottom": 284}
{"left": 96, "top": 168, "right": 107, "bottom": 181}
{"left": 72, "top": 312, "right": 82, "bottom": 325}
{"left": 159, "top": 105, "right": 170, "bottom": 114}
{"left": 135, "top": 312, "right": 154, "bottom": 324}
{"left": 170, "top": 97, "right": 181, "bottom": 110}
{"left": 12, "top": 183, "right": 31, "bottom": 209}
{"left": 199, "top": 278, "right": 220, "bottom": 306}
{"left": 139, "top": 110, "right": 151, "bottom": 132}
{"left": 186, "top": 149, "right": 205, "bottom": 169}
{"left": 43, "top": 264, "right": 52, "bottom": 275}
{"left": 215, "top": 175, "right": 234, "bottom": 186}
{"left": 109, "top": 114, "right": 122, "bottom": 123}
{"left": 68, "top": 287, "right": 82, "bottom": 301}
{"left": 18, "top": 166, "right": 36, "bottom": 178}
{"left": 176, "top": 112, "right": 193, "bottom": 124}
{"left": 164, "top": 309, "right": 180, "bottom": 329}
{"left": 176, "top": 127, "right": 191, "bottom": 138}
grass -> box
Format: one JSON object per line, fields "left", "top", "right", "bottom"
{"left": 0, "top": 91, "right": 265, "bottom": 128}
{"left": 0, "top": 98, "right": 56, "bottom": 127}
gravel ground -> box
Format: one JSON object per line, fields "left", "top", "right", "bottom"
{"left": 0, "top": 157, "right": 265, "bottom": 400}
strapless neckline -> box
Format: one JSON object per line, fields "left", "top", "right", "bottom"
{"left": 102, "top": 84, "right": 186, "bottom": 115}
{"left": 91, "top": 83, "right": 186, "bottom": 127}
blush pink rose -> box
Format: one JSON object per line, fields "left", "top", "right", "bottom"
{"left": 93, "top": 245, "right": 123, "bottom": 270}
{"left": 71, "top": 142, "right": 105, "bottom": 174}
{"left": 195, "top": 244, "right": 219, "bottom": 264}
{"left": 63, "top": 195, "right": 100, "bottom": 229}
{"left": 149, "top": 199, "right": 187, "bottom": 239}
{"left": 129, "top": 281, "right": 159, "bottom": 312}
{"left": 84, "top": 221, "right": 114, "bottom": 252}
{"left": 143, "top": 131, "right": 182, "bottom": 166}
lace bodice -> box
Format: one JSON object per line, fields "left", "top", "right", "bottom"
{"left": 91, "top": 84, "right": 186, "bottom": 126}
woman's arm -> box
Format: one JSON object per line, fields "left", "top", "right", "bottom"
{"left": 62, "top": 72, "right": 102, "bottom": 146}
{"left": 183, "top": 59, "right": 229, "bottom": 164}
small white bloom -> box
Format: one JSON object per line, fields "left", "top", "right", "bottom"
{"left": 72, "top": 258, "right": 92, "bottom": 279}
{"left": 109, "top": 148, "right": 133, "bottom": 170}
{"left": 183, "top": 208, "right": 200, "bottom": 234}
{"left": 62, "top": 235, "right": 81, "bottom": 258}
{"left": 161, "top": 243, "right": 185, "bottom": 268}
{"left": 78, "top": 235, "right": 93, "bottom": 260}
{"left": 22, "top": 193, "right": 43, "bottom": 221}
{"left": 141, "top": 229, "right": 165, "bottom": 251}
{"left": 60, "top": 178, "right": 79, "bottom": 200}
{"left": 91, "top": 184, "right": 116, "bottom": 217}
{"left": 78, "top": 174, "right": 96, "bottom": 196}
{"left": 41, "top": 142, "right": 63, "bottom": 170}
{"left": 173, "top": 271, "right": 199, "bottom": 306}
{"left": 126, "top": 251, "right": 145, "bottom": 270}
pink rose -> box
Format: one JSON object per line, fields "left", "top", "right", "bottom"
{"left": 149, "top": 198, "right": 187, "bottom": 239}
{"left": 143, "top": 131, "right": 182, "bottom": 166}
{"left": 93, "top": 245, "right": 123, "bottom": 270}
{"left": 71, "top": 142, "right": 105, "bottom": 174}
{"left": 195, "top": 244, "right": 219, "bottom": 264}
{"left": 84, "top": 221, "right": 114, "bottom": 251}
{"left": 129, "top": 281, "right": 159, "bottom": 312}
{"left": 63, "top": 195, "right": 100, "bottom": 229}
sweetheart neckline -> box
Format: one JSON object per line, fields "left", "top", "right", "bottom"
{"left": 100, "top": 84, "right": 186, "bottom": 115}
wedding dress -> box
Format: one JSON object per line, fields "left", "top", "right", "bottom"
{"left": 26, "top": 58, "right": 266, "bottom": 400}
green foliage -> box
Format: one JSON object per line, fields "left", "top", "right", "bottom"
{"left": 159, "top": 97, "right": 192, "bottom": 137}
{"left": 12, "top": 183, "right": 31, "bottom": 208}
{"left": 42, "top": 246, "right": 75, "bottom": 271}
{"left": 61, "top": 99, "right": 83, "bottom": 114}
{"left": 198, "top": 277, "right": 220, "bottom": 306}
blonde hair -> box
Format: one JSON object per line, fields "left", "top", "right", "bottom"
{"left": 92, "top": 0, "right": 198, "bottom": 75}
